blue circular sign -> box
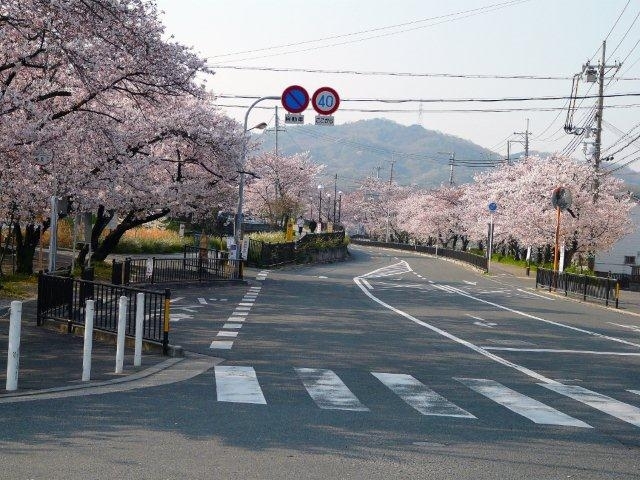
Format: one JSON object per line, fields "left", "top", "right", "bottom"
{"left": 281, "top": 85, "right": 309, "bottom": 114}
{"left": 488, "top": 202, "right": 498, "bottom": 212}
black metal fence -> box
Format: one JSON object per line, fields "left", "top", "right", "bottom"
{"left": 37, "top": 272, "right": 169, "bottom": 348}
{"left": 247, "top": 231, "right": 346, "bottom": 268}
{"left": 535, "top": 268, "right": 619, "bottom": 307}
{"left": 112, "top": 245, "right": 241, "bottom": 285}
{"left": 349, "top": 239, "right": 488, "bottom": 271}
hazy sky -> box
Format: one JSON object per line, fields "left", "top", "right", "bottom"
{"left": 155, "top": 0, "right": 639, "bottom": 170}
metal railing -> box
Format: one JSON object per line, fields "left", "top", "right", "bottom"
{"left": 349, "top": 239, "right": 488, "bottom": 272}
{"left": 112, "top": 245, "right": 241, "bottom": 285}
{"left": 535, "top": 268, "right": 619, "bottom": 307}
{"left": 37, "top": 272, "right": 169, "bottom": 348}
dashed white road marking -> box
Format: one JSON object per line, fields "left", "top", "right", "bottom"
{"left": 217, "top": 331, "right": 238, "bottom": 337}
{"left": 215, "top": 366, "right": 266, "bottom": 404}
{"left": 239, "top": 302, "right": 254, "bottom": 306}
{"left": 516, "top": 288, "right": 554, "bottom": 300}
{"left": 361, "top": 279, "right": 373, "bottom": 290}
{"left": 170, "top": 297, "right": 184, "bottom": 303}
{"left": 197, "top": 297, "right": 207, "bottom": 305}
{"left": 210, "top": 341, "right": 234, "bottom": 350}
{"left": 607, "top": 322, "right": 640, "bottom": 333}
{"left": 457, "top": 378, "right": 590, "bottom": 428}
{"left": 223, "top": 323, "right": 243, "bottom": 329}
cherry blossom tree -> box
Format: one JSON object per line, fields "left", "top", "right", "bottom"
{"left": 340, "top": 176, "right": 409, "bottom": 240}
{"left": 460, "top": 155, "right": 633, "bottom": 264}
{"left": 243, "top": 151, "right": 323, "bottom": 227}
{"left": 0, "top": 0, "right": 228, "bottom": 273}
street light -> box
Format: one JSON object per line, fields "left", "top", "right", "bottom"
{"left": 326, "top": 192, "right": 331, "bottom": 223}
{"left": 317, "top": 184, "right": 323, "bottom": 223}
{"left": 337, "top": 191, "right": 342, "bottom": 223}
{"left": 235, "top": 96, "right": 278, "bottom": 255}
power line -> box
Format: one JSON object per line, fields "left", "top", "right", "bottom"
{"left": 216, "top": 92, "right": 640, "bottom": 104}
{"left": 207, "top": 64, "right": 640, "bottom": 81}
{"left": 209, "top": 0, "right": 532, "bottom": 64}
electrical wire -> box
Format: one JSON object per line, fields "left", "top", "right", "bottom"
{"left": 209, "top": 0, "right": 532, "bottom": 64}
{"left": 216, "top": 91, "right": 640, "bottom": 104}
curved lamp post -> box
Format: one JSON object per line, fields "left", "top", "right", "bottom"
{"left": 234, "top": 96, "right": 278, "bottom": 254}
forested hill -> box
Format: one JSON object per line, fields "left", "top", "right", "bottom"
{"left": 257, "top": 118, "right": 640, "bottom": 191}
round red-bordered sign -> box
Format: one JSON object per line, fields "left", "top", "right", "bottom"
{"left": 312, "top": 87, "right": 340, "bottom": 115}
{"left": 281, "top": 85, "right": 310, "bottom": 114}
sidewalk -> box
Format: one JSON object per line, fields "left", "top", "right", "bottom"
{"left": 0, "top": 298, "right": 168, "bottom": 395}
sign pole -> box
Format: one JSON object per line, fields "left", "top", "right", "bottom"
{"left": 553, "top": 206, "right": 561, "bottom": 272}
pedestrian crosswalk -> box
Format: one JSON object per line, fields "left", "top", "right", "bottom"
{"left": 213, "top": 366, "right": 640, "bottom": 429}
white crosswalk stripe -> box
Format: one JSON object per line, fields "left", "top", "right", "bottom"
{"left": 296, "top": 368, "right": 369, "bottom": 411}
{"left": 456, "top": 378, "right": 591, "bottom": 428}
{"left": 373, "top": 372, "right": 475, "bottom": 418}
{"left": 542, "top": 383, "right": 640, "bottom": 428}
{"left": 215, "top": 366, "right": 266, "bottom": 404}
{"left": 209, "top": 367, "right": 640, "bottom": 429}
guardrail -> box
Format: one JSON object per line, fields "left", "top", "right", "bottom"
{"left": 37, "top": 272, "right": 169, "bottom": 349}
{"left": 535, "top": 268, "right": 619, "bottom": 308}
{"left": 349, "top": 239, "right": 488, "bottom": 272}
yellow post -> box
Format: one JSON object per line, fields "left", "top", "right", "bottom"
{"left": 163, "top": 289, "right": 171, "bottom": 355}
{"left": 286, "top": 219, "right": 294, "bottom": 241}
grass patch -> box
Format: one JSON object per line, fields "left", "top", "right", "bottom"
{"left": 0, "top": 273, "right": 38, "bottom": 300}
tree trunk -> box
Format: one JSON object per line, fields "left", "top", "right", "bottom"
{"left": 13, "top": 222, "right": 47, "bottom": 275}
{"left": 83, "top": 207, "right": 170, "bottom": 263}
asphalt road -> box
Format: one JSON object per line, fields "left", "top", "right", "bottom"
{"left": 1, "top": 245, "right": 640, "bottom": 479}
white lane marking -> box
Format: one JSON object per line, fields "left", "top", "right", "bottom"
{"left": 223, "top": 323, "right": 243, "bottom": 329}
{"left": 210, "top": 340, "right": 233, "bottom": 350}
{"left": 197, "top": 297, "right": 207, "bottom": 305}
{"left": 233, "top": 311, "right": 249, "bottom": 316}
{"left": 477, "top": 289, "right": 510, "bottom": 295}
{"left": 428, "top": 280, "right": 435, "bottom": 284}
{"left": 465, "top": 314, "right": 497, "bottom": 328}
{"left": 541, "top": 383, "right": 640, "bottom": 428}
{"left": 463, "top": 280, "right": 477, "bottom": 286}
{"left": 318, "top": 275, "right": 328, "bottom": 279}
{"left": 296, "top": 368, "right": 369, "bottom": 411}
{"left": 215, "top": 366, "right": 266, "bottom": 404}
{"left": 483, "top": 347, "right": 640, "bottom": 356}
{"left": 235, "top": 306, "right": 251, "bottom": 311}
{"left": 435, "top": 283, "right": 640, "bottom": 350}
{"left": 172, "top": 306, "right": 203, "bottom": 313}
{"left": 456, "top": 378, "right": 590, "bottom": 428}
{"left": 359, "top": 260, "right": 413, "bottom": 279}
{"left": 170, "top": 297, "right": 185, "bottom": 304}
{"left": 217, "top": 331, "right": 238, "bottom": 337}
{"left": 516, "top": 288, "right": 554, "bottom": 300}
{"left": 169, "top": 313, "right": 192, "bottom": 322}
{"left": 361, "top": 279, "right": 373, "bottom": 290}
{"left": 239, "top": 302, "right": 254, "bottom": 306}
{"left": 256, "top": 278, "right": 265, "bottom": 281}
{"left": 228, "top": 316, "right": 246, "bottom": 322}
{"left": 354, "top": 276, "right": 558, "bottom": 384}
{"left": 372, "top": 372, "right": 475, "bottom": 418}
{"left": 629, "top": 390, "right": 640, "bottom": 396}
{"left": 607, "top": 322, "right": 640, "bottom": 333}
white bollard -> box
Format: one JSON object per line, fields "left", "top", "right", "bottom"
{"left": 5, "top": 301, "right": 22, "bottom": 391}
{"left": 82, "top": 300, "right": 95, "bottom": 381}
{"left": 134, "top": 292, "right": 144, "bottom": 367}
{"left": 115, "top": 296, "right": 127, "bottom": 374}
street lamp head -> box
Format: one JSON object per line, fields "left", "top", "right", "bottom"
{"left": 318, "top": 184, "right": 323, "bottom": 190}
{"left": 248, "top": 122, "right": 268, "bottom": 132}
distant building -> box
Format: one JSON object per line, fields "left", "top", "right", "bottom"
{"left": 594, "top": 202, "right": 640, "bottom": 275}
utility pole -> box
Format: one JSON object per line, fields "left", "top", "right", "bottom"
{"left": 594, "top": 41, "right": 606, "bottom": 170}
{"left": 333, "top": 173, "right": 338, "bottom": 224}
{"left": 513, "top": 119, "right": 530, "bottom": 158}
{"left": 271, "top": 106, "right": 286, "bottom": 157}
{"left": 386, "top": 157, "right": 395, "bottom": 242}
{"left": 437, "top": 152, "right": 455, "bottom": 186}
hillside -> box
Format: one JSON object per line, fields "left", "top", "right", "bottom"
{"left": 257, "top": 118, "right": 640, "bottom": 191}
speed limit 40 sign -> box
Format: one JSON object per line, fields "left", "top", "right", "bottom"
{"left": 312, "top": 87, "right": 340, "bottom": 115}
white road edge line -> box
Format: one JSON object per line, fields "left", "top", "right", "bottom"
{"left": 435, "top": 283, "right": 640, "bottom": 350}
{"left": 482, "top": 347, "right": 640, "bottom": 356}
{"left": 353, "top": 273, "right": 558, "bottom": 384}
